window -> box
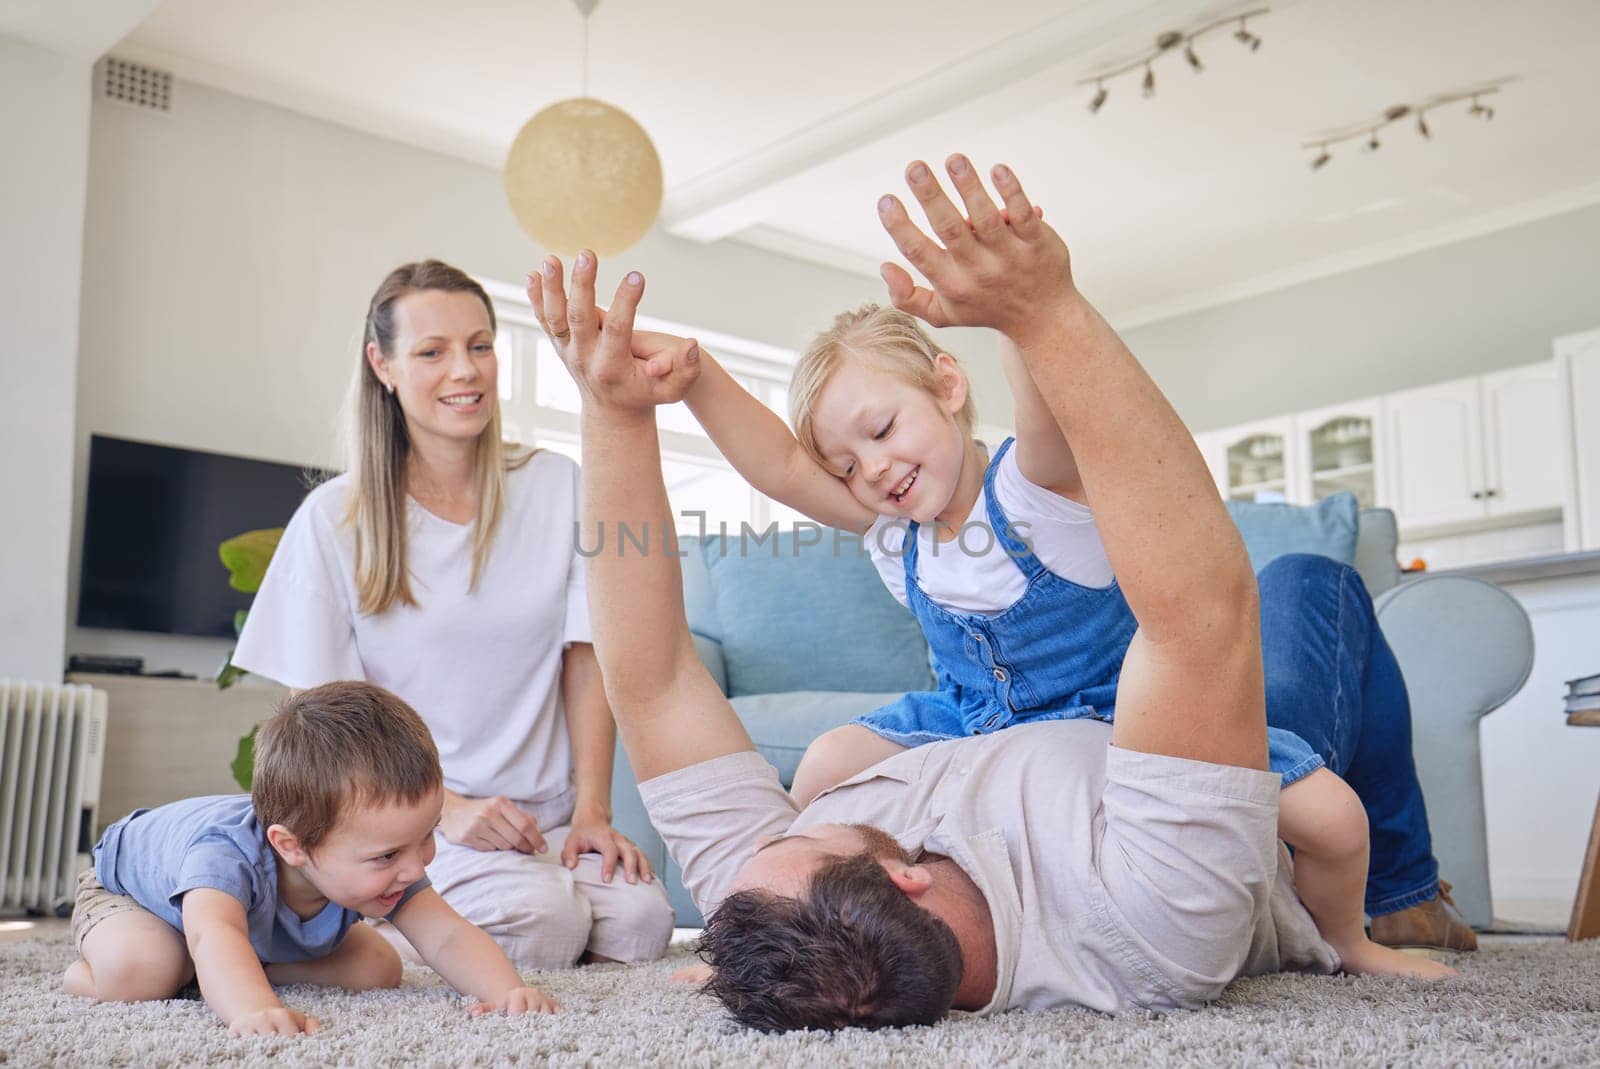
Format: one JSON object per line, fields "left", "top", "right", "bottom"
{"left": 480, "top": 278, "right": 802, "bottom": 533}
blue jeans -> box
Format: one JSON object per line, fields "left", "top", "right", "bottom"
{"left": 1259, "top": 554, "right": 1439, "bottom": 917}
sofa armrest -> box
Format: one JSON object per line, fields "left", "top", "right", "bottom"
{"left": 1373, "top": 574, "right": 1534, "bottom": 928}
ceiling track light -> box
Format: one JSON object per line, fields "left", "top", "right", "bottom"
{"left": 1077, "top": 6, "right": 1268, "bottom": 113}
{"left": 1300, "top": 82, "right": 1509, "bottom": 173}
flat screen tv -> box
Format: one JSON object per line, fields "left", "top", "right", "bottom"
{"left": 77, "top": 435, "right": 330, "bottom": 638}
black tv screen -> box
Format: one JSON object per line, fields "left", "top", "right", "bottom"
{"left": 77, "top": 435, "right": 329, "bottom": 638}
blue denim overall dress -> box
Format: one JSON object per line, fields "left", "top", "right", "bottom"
{"left": 854, "top": 438, "right": 1321, "bottom": 786}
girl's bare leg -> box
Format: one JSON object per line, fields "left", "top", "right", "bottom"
{"left": 1281, "top": 769, "right": 1455, "bottom": 979}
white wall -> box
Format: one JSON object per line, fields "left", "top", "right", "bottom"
{"left": 67, "top": 77, "right": 1009, "bottom": 675}
{"left": 1122, "top": 203, "right": 1600, "bottom": 434}
{"left": 0, "top": 34, "right": 91, "bottom": 681}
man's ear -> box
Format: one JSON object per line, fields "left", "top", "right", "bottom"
{"left": 932, "top": 353, "right": 969, "bottom": 418}
{"left": 885, "top": 861, "right": 934, "bottom": 899}
{"left": 267, "top": 824, "right": 310, "bottom": 868}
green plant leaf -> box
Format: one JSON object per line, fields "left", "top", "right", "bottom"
{"left": 231, "top": 725, "right": 258, "bottom": 791}
{"left": 219, "top": 528, "right": 283, "bottom": 594}
{"left": 215, "top": 655, "right": 247, "bottom": 690}
{"left": 233, "top": 609, "right": 249, "bottom": 636}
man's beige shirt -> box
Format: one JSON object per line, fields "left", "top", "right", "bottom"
{"left": 640, "top": 719, "right": 1338, "bottom": 1014}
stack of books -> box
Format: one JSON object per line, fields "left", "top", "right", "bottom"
{"left": 1568, "top": 672, "right": 1600, "bottom": 727}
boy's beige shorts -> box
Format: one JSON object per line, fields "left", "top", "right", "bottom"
{"left": 69, "top": 868, "right": 152, "bottom": 952}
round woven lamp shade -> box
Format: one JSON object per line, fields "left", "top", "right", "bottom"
{"left": 504, "top": 97, "right": 663, "bottom": 258}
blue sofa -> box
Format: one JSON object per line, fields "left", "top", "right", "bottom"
{"left": 609, "top": 499, "right": 1534, "bottom": 928}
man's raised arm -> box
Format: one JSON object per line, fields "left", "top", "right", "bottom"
{"left": 530, "top": 253, "right": 756, "bottom": 780}
{"left": 877, "top": 157, "right": 1266, "bottom": 773}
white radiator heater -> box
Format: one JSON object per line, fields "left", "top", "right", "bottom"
{"left": 0, "top": 681, "right": 107, "bottom": 914}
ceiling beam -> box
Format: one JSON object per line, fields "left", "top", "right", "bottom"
{"left": 660, "top": 0, "right": 1219, "bottom": 243}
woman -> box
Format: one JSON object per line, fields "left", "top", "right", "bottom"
{"left": 235, "top": 259, "right": 674, "bottom": 968}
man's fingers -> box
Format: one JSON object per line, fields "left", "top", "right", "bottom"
{"left": 880, "top": 264, "right": 950, "bottom": 328}
{"left": 904, "top": 159, "right": 971, "bottom": 251}
{"left": 603, "top": 270, "right": 644, "bottom": 346}
{"left": 539, "top": 257, "right": 570, "bottom": 341}
{"left": 991, "top": 163, "right": 1040, "bottom": 238}
{"left": 567, "top": 250, "right": 597, "bottom": 334}
{"left": 945, "top": 154, "right": 1004, "bottom": 239}
{"left": 877, "top": 195, "right": 953, "bottom": 290}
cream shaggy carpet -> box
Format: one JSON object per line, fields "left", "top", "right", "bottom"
{"left": 3, "top": 932, "right": 1598, "bottom": 1067}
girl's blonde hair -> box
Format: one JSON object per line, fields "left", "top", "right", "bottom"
{"left": 345, "top": 259, "right": 532, "bottom": 615}
{"left": 789, "top": 304, "right": 977, "bottom": 467}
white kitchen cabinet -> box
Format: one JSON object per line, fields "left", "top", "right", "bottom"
{"left": 1481, "top": 362, "right": 1565, "bottom": 519}
{"left": 1294, "top": 398, "right": 1385, "bottom": 508}
{"left": 1384, "top": 376, "right": 1485, "bottom": 529}
{"left": 1214, "top": 417, "right": 1301, "bottom": 504}
{"left": 1191, "top": 429, "right": 1227, "bottom": 498}
{"left": 1557, "top": 328, "right": 1600, "bottom": 550}
{"left": 1384, "top": 362, "right": 1564, "bottom": 533}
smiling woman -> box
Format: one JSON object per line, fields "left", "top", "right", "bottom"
{"left": 230, "top": 259, "right": 675, "bottom": 970}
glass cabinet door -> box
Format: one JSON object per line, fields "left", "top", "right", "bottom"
{"left": 1295, "top": 400, "right": 1384, "bottom": 508}
{"left": 1308, "top": 415, "right": 1377, "bottom": 506}
{"left": 1223, "top": 425, "right": 1292, "bottom": 503}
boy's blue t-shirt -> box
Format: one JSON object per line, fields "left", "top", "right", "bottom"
{"left": 93, "top": 794, "right": 429, "bottom": 963}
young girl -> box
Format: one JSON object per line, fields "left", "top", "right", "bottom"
{"left": 609, "top": 293, "right": 1452, "bottom": 980}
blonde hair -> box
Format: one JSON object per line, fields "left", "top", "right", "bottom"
{"left": 789, "top": 304, "right": 977, "bottom": 468}
{"left": 346, "top": 259, "right": 532, "bottom": 615}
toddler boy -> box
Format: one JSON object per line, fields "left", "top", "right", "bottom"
{"left": 62, "top": 681, "right": 558, "bottom": 1035}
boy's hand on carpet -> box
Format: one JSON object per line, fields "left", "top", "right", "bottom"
{"left": 669, "top": 962, "right": 712, "bottom": 985}
{"left": 468, "top": 985, "right": 559, "bottom": 1017}
{"left": 228, "top": 1006, "right": 320, "bottom": 1037}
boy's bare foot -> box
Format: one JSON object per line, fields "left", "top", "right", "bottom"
{"left": 670, "top": 962, "right": 713, "bottom": 985}
{"left": 1333, "top": 936, "right": 1458, "bottom": 979}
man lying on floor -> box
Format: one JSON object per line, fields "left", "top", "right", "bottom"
{"left": 546, "top": 158, "right": 1353, "bottom": 1031}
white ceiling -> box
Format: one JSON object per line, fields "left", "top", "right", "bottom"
{"left": 112, "top": 0, "right": 1600, "bottom": 325}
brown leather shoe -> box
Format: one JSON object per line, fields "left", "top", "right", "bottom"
{"left": 1369, "top": 881, "right": 1478, "bottom": 951}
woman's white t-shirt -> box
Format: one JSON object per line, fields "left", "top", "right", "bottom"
{"left": 234, "top": 453, "right": 590, "bottom": 809}
{"left": 866, "top": 445, "right": 1115, "bottom": 615}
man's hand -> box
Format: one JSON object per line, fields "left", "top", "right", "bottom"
{"left": 877, "top": 155, "right": 1076, "bottom": 345}
{"left": 525, "top": 253, "right": 700, "bottom": 411}
{"left": 561, "top": 815, "right": 654, "bottom": 885}
{"left": 228, "top": 1006, "right": 319, "bottom": 1037}
{"left": 468, "top": 985, "right": 560, "bottom": 1016}
{"left": 440, "top": 792, "right": 547, "bottom": 854}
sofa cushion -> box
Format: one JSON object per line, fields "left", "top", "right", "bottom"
{"left": 1227, "top": 492, "right": 1360, "bottom": 574}
{"left": 1354, "top": 508, "right": 1403, "bottom": 595}
{"left": 698, "top": 530, "right": 935, "bottom": 698}
{"left": 731, "top": 690, "right": 909, "bottom": 785}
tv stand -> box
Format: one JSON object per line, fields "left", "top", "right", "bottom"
{"left": 66, "top": 673, "right": 287, "bottom": 832}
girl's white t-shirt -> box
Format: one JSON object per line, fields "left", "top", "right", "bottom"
{"left": 233, "top": 453, "right": 590, "bottom": 809}
{"left": 866, "top": 445, "right": 1115, "bottom": 615}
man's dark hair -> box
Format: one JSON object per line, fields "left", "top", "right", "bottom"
{"left": 698, "top": 852, "right": 963, "bottom": 1032}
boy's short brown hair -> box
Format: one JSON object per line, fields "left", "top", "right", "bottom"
{"left": 252, "top": 681, "right": 442, "bottom": 852}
